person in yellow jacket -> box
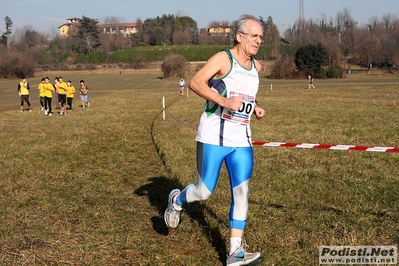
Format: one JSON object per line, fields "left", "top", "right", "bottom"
{"left": 18, "top": 76, "right": 32, "bottom": 112}
{"left": 43, "top": 77, "right": 55, "bottom": 116}
{"left": 38, "top": 77, "right": 46, "bottom": 110}
{"left": 56, "top": 76, "right": 68, "bottom": 115}
{"left": 66, "top": 80, "right": 75, "bottom": 111}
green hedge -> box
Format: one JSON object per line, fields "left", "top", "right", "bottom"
{"left": 61, "top": 45, "right": 278, "bottom": 64}
{"left": 107, "top": 45, "right": 277, "bottom": 63}
{"left": 76, "top": 51, "right": 107, "bottom": 64}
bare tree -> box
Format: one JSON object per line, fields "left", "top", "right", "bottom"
{"left": 197, "top": 28, "right": 208, "bottom": 45}
{"left": 12, "top": 25, "right": 49, "bottom": 49}
{"left": 353, "top": 27, "right": 382, "bottom": 65}
{"left": 102, "top": 16, "right": 126, "bottom": 24}
{"left": 208, "top": 20, "right": 230, "bottom": 28}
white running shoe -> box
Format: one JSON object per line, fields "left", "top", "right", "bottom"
{"left": 164, "top": 189, "right": 182, "bottom": 228}
{"left": 45, "top": 110, "right": 48, "bottom": 116}
{"left": 226, "top": 240, "right": 262, "bottom": 266}
{"left": 49, "top": 113, "right": 52, "bottom": 116}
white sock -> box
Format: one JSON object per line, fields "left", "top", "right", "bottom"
{"left": 229, "top": 237, "right": 242, "bottom": 255}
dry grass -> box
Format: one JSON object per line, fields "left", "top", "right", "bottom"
{"left": 0, "top": 71, "right": 399, "bottom": 265}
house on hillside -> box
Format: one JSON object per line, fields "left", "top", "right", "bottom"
{"left": 59, "top": 18, "right": 139, "bottom": 38}
{"left": 59, "top": 17, "right": 80, "bottom": 37}
{"left": 207, "top": 24, "right": 231, "bottom": 36}
{"left": 98, "top": 23, "right": 139, "bottom": 37}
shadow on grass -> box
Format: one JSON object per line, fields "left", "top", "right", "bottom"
{"left": 134, "top": 176, "right": 228, "bottom": 264}
{"left": 141, "top": 103, "right": 228, "bottom": 263}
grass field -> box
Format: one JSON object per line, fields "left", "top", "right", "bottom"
{"left": 0, "top": 69, "right": 399, "bottom": 265}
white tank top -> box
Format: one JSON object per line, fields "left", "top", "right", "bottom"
{"left": 196, "top": 49, "right": 259, "bottom": 147}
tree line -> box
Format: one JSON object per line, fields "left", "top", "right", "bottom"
{"left": 282, "top": 9, "right": 399, "bottom": 73}
{"left": 0, "top": 9, "right": 398, "bottom": 79}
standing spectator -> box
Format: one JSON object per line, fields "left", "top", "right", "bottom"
{"left": 79, "top": 80, "right": 90, "bottom": 108}
{"left": 308, "top": 75, "right": 315, "bottom": 89}
{"left": 18, "top": 76, "right": 32, "bottom": 112}
{"left": 38, "top": 77, "right": 46, "bottom": 110}
{"left": 164, "top": 14, "right": 265, "bottom": 266}
{"left": 66, "top": 80, "right": 76, "bottom": 111}
{"left": 56, "top": 77, "right": 67, "bottom": 115}
{"left": 43, "top": 77, "right": 55, "bottom": 116}
{"left": 178, "top": 77, "right": 186, "bottom": 96}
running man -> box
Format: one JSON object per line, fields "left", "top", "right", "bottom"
{"left": 18, "top": 76, "right": 32, "bottom": 112}
{"left": 53, "top": 77, "right": 59, "bottom": 110}
{"left": 178, "top": 77, "right": 186, "bottom": 95}
{"left": 308, "top": 75, "right": 315, "bottom": 89}
{"left": 164, "top": 14, "right": 265, "bottom": 266}
{"left": 66, "top": 80, "right": 75, "bottom": 111}
{"left": 43, "top": 77, "right": 55, "bottom": 116}
{"left": 38, "top": 77, "right": 46, "bottom": 110}
{"left": 56, "top": 77, "right": 67, "bottom": 115}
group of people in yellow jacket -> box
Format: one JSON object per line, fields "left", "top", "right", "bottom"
{"left": 18, "top": 76, "right": 90, "bottom": 116}
{"left": 35, "top": 76, "right": 76, "bottom": 116}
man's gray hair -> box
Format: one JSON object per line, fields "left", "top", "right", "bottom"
{"left": 231, "top": 14, "right": 262, "bottom": 45}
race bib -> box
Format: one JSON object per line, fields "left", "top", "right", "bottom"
{"left": 221, "top": 92, "right": 255, "bottom": 125}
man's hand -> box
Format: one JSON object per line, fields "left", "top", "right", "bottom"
{"left": 254, "top": 105, "right": 265, "bottom": 120}
{"left": 223, "top": 95, "right": 244, "bottom": 111}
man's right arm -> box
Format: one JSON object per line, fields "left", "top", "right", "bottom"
{"left": 189, "top": 51, "right": 243, "bottom": 111}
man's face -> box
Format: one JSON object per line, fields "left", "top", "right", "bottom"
{"left": 239, "top": 19, "right": 263, "bottom": 56}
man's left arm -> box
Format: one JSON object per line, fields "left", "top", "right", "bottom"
{"left": 254, "top": 60, "right": 265, "bottom": 120}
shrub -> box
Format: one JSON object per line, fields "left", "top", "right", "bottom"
{"left": 85, "top": 64, "right": 96, "bottom": 70}
{"left": 269, "top": 55, "right": 298, "bottom": 79}
{"left": 161, "top": 54, "right": 187, "bottom": 78}
{"left": 327, "top": 67, "right": 344, "bottom": 78}
{"left": 132, "top": 59, "right": 147, "bottom": 69}
{"left": 0, "top": 47, "right": 35, "bottom": 78}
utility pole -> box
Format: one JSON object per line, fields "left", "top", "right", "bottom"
{"left": 299, "top": 0, "right": 304, "bottom": 30}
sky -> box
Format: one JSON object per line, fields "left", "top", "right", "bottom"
{"left": 0, "top": 0, "right": 399, "bottom": 36}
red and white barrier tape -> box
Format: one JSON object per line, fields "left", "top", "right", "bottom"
{"left": 164, "top": 109, "right": 198, "bottom": 131}
{"left": 252, "top": 142, "right": 399, "bottom": 153}
{"left": 259, "top": 82, "right": 399, "bottom": 87}
{"left": 164, "top": 104, "right": 399, "bottom": 154}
